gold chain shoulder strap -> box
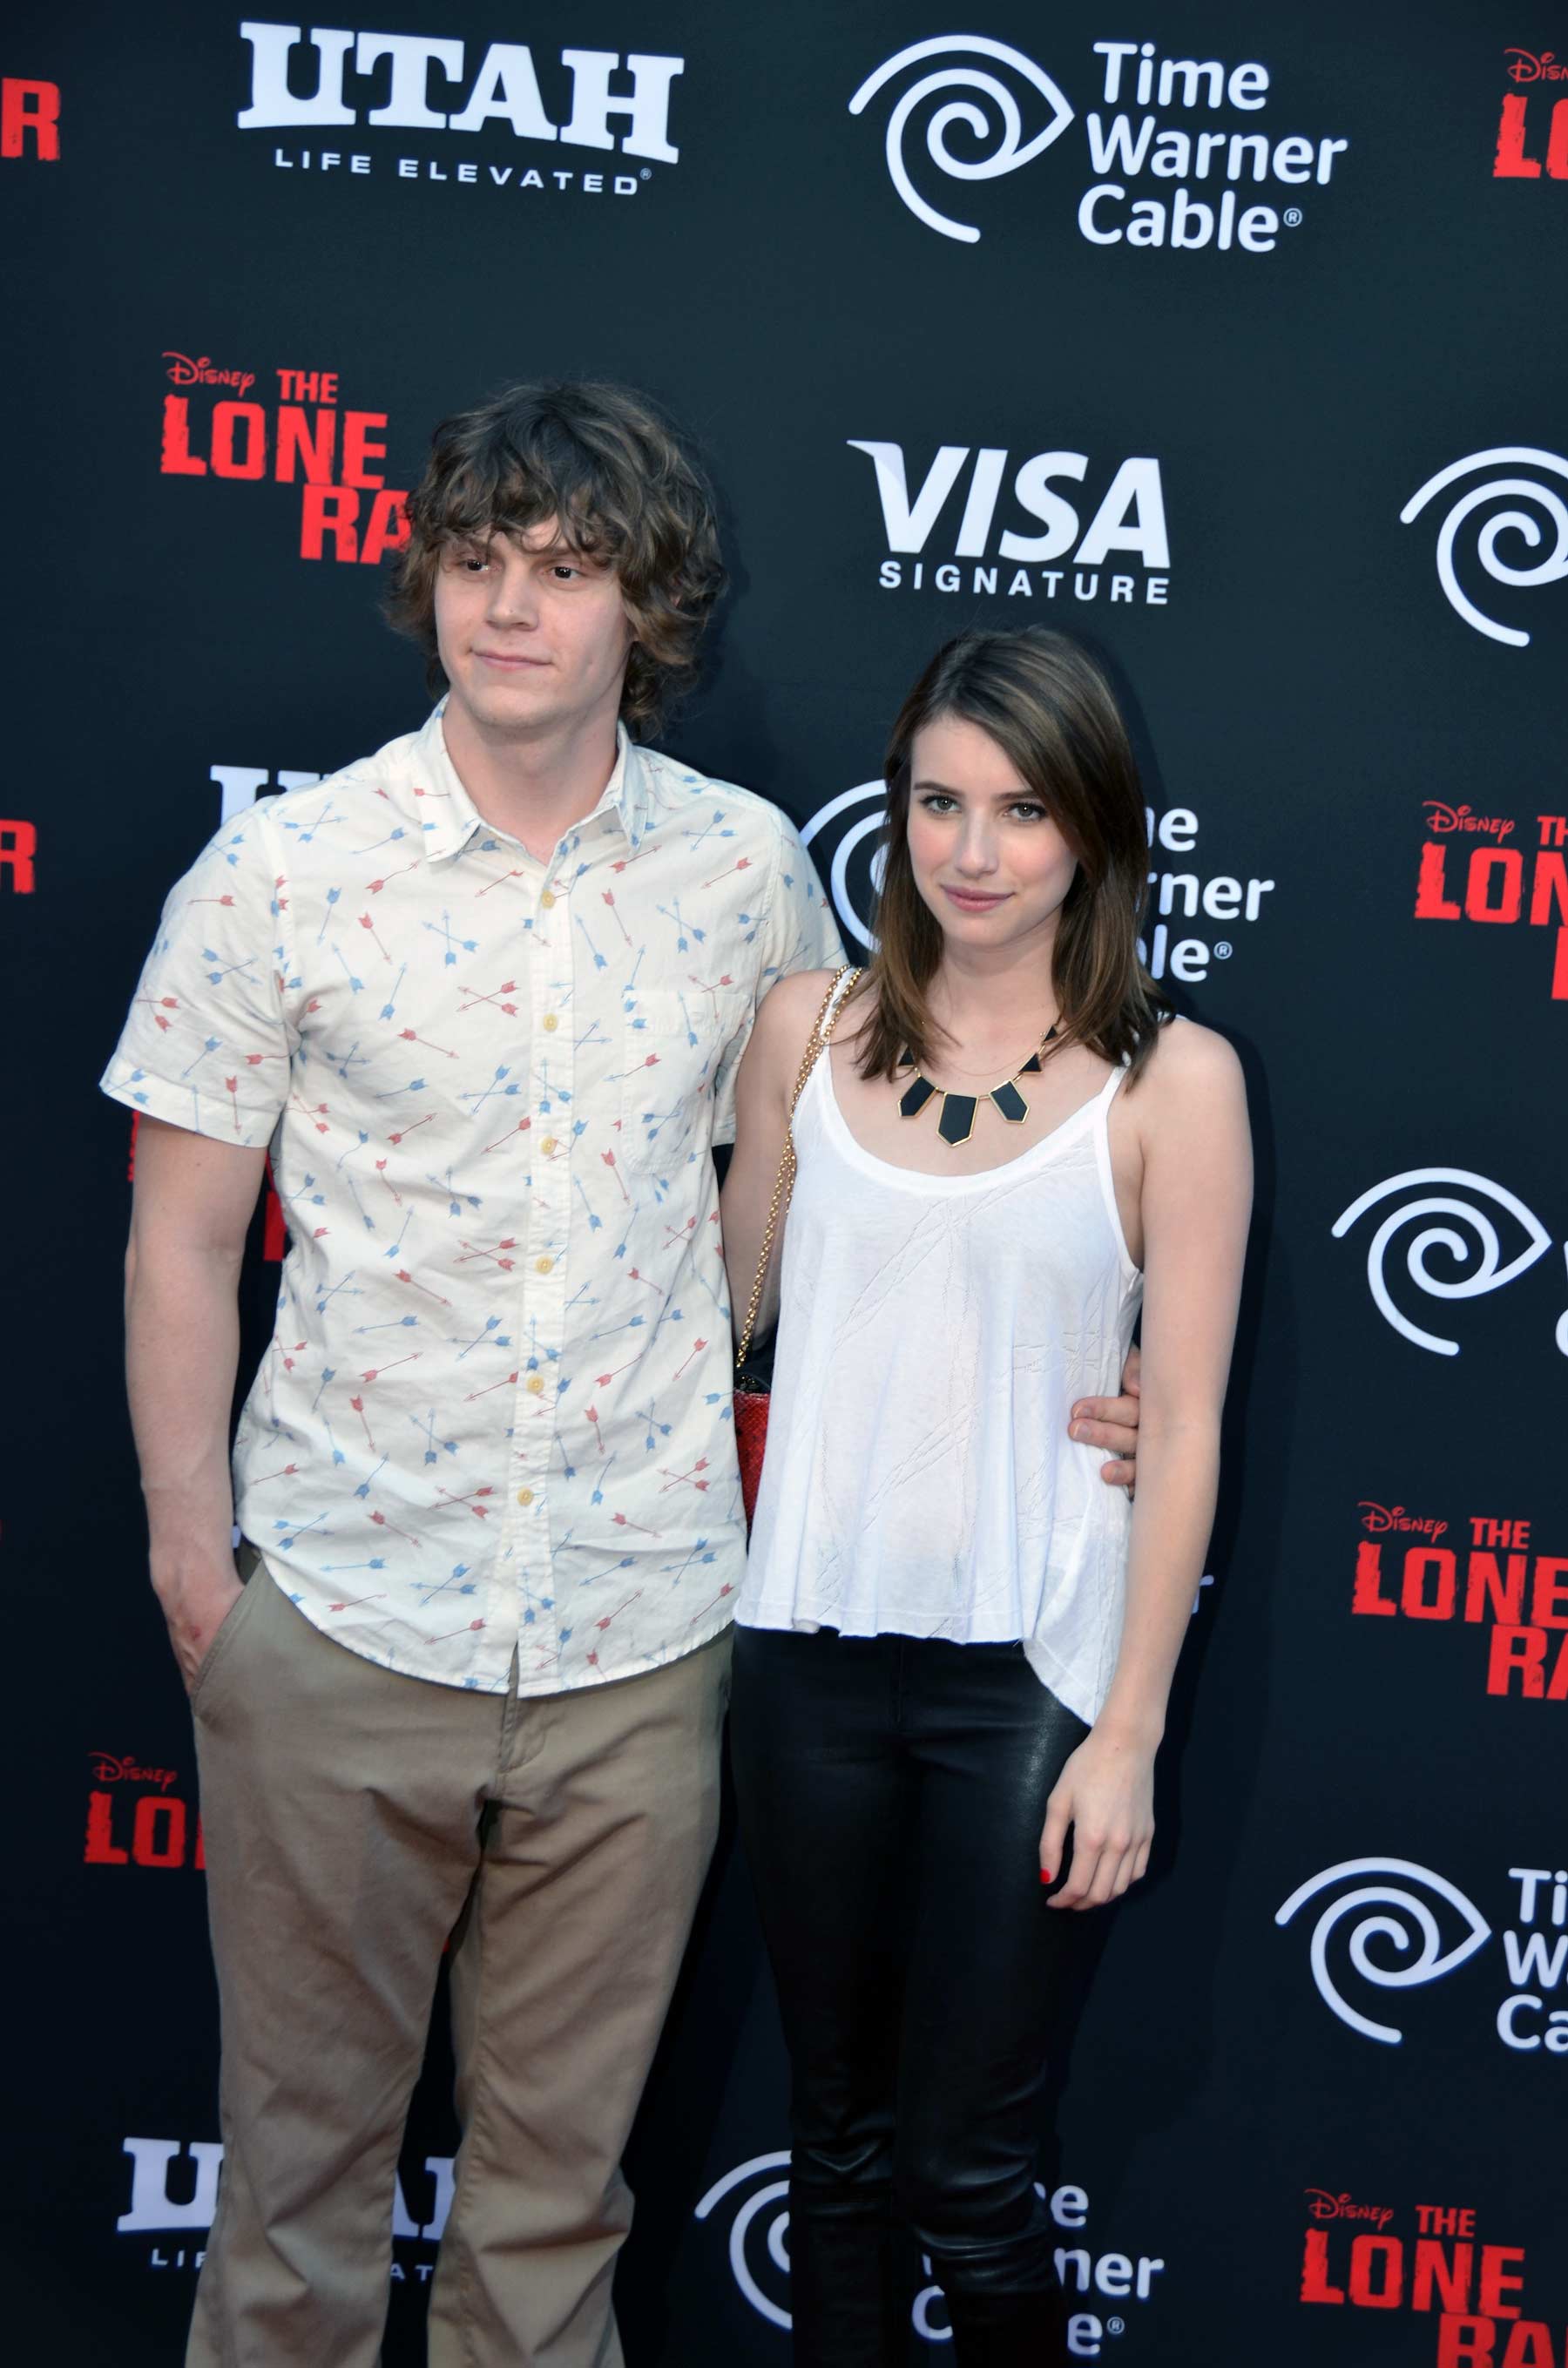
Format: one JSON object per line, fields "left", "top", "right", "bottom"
{"left": 735, "top": 965, "right": 862, "bottom": 1370}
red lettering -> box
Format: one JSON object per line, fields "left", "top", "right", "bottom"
{"left": 1440, "top": 2322, "right": 1497, "bottom": 2368}
{"left": 1465, "top": 849, "right": 1524, "bottom": 924}
{"left": 1500, "top": 2324, "right": 1558, "bottom": 2367}
{"left": 0, "top": 819, "right": 37, "bottom": 892}
{"left": 1528, "top": 852, "right": 1568, "bottom": 926}
{"left": 84, "top": 1790, "right": 129, "bottom": 1866}
{"left": 1550, "top": 98, "right": 1568, "bottom": 178}
{"left": 1530, "top": 1558, "right": 1568, "bottom": 1628}
{"left": 1478, "top": 2248, "right": 1527, "bottom": 2319}
{"left": 1348, "top": 2235, "right": 1404, "bottom": 2308}
{"left": 132, "top": 1795, "right": 188, "bottom": 1869}
{"left": 1551, "top": 1634, "right": 1568, "bottom": 1700}
{"left": 360, "top": 489, "right": 409, "bottom": 565}
{"left": 1353, "top": 1541, "right": 1397, "bottom": 1616}
{"left": 161, "top": 394, "right": 207, "bottom": 477}
{"left": 1402, "top": 1546, "right": 1456, "bottom": 1620}
{"left": 301, "top": 484, "right": 360, "bottom": 561}
{"left": 1414, "top": 2241, "right": 1473, "bottom": 2311}
{"left": 274, "top": 404, "right": 338, "bottom": 484}
{"left": 1, "top": 78, "right": 60, "bottom": 160}
{"left": 1465, "top": 1552, "right": 1528, "bottom": 1623}
{"left": 1495, "top": 91, "right": 1544, "bottom": 177}
{"left": 211, "top": 401, "right": 267, "bottom": 481}
{"left": 1416, "top": 841, "right": 1463, "bottom": 920}
{"left": 1299, "top": 2229, "right": 1346, "bottom": 2304}
{"left": 1489, "top": 1625, "right": 1546, "bottom": 1698}
{"left": 1553, "top": 927, "right": 1568, "bottom": 1001}
{"left": 341, "top": 410, "right": 388, "bottom": 489}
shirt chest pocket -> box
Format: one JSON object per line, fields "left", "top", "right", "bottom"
{"left": 620, "top": 987, "right": 744, "bottom": 1172}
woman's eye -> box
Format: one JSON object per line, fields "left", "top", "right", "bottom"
{"left": 919, "top": 794, "right": 957, "bottom": 814}
{"left": 1010, "top": 802, "right": 1048, "bottom": 821}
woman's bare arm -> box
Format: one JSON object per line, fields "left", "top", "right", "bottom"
{"left": 1044, "top": 1018, "right": 1252, "bottom": 1907}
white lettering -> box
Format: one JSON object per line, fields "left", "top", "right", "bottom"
{"left": 118, "top": 2139, "right": 224, "bottom": 2234}
{"left": 956, "top": 449, "right": 1008, "bottom": 557}
{"left": 559, "top": 50, "right": 682, "bottom": 163}
{"left": 1076, "top": 458, "right": 1170, "bottom": 570}
{"left": 239, "top": 23, "right": 355, "bottom": 128}
{"left": 1085, "top": 113, "right": 1157, "bottom": 176}
{"left": 1504, "top": 1929, "right": 1568, "bottom": 1987}
{"left": 448, "top": 44, "right": 556, "bottom": 139}
{"left": 999, "top": 453, "right": 1085, "bottom": 562}
{"left": 848, "top": 442, "right": 970, "bottom": 552}
{"left": 355, "top": 31, "right": 463, "bottom": 127}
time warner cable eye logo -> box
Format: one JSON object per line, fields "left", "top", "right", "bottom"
{"left": 1331, "top": 1168, "right": 1568, "bottom": 1357}
{"left": 1401, "top": 448, "right": 1568, "bottom": 647}
{"left": 848, "top": 37, "right": 1075, "bottom": 242}
{"left": 1275, "top": 1858, "right": 1491, "bottom": 2045}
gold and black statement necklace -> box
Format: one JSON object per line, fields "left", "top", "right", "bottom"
{"left": 896, "top": 1021, "right": 1061, "bottom": 1147}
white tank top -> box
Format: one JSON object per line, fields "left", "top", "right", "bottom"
{"left": 737, "top": 994, "right": 1145, "bottom": 1726}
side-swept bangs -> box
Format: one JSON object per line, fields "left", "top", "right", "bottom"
{"left": 853, "top": 628, "right": 1166, "bottom": 1083}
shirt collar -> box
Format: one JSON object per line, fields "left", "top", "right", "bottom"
{"left": 407, "top": 704, "right": 648, "bottom": 864}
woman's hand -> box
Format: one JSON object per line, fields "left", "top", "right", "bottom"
{"left": 1039, "top": 1729, "right": 1155, "bottom": 1910}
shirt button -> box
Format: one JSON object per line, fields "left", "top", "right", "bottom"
{"left": 540, "top": 890, "right": 557, "bottom": 909}
{"left": 542, "top": 1013, "right": 558, "bottom": 1032}
{"left": 541, "top": 1135, "right": 558, "bottom": 1154}
{"left": 525, "top": 1375, "right": 545, "bottom": 1396}
{"left": 517, "top": 1487, "right": 534, "bottom": 1506}
{"left": 535, "top": 1255, "right": 554, "bottom": 1275}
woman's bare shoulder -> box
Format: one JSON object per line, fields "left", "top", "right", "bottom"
{"left": 1130, "top": 1011, "right": 1247, "bottom": 1117}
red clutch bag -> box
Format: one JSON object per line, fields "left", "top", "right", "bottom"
{"left": 733, "top": 1386, "right": 770, "bottom": 1528}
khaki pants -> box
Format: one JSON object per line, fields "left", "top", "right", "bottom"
{"left": 187, "top": 1559, "right": 730, "bottom": 2367}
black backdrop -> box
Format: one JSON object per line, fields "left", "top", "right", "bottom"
{"left": 7, "top": 4, "right": 1568, "bottom": 2360}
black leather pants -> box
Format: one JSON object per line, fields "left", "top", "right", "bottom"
{"left": 730, "top": 1625, "right": 1091, "bottom": 2368}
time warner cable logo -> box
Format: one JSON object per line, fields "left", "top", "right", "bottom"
{"left": 1330, "top": 1168, "right": 1568, "bottom": 1358}
{"left": 1401, "top": 447, "right": 1568, "bottom": 648}
{"left": 849, "top": 34, "right": 1348, "bottom": 252}
{"left": 1278, "top": 1859, "right": 1568, "bottom": 2057}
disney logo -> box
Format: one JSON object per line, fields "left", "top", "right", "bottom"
{"left": 162, "top": 352, "right": 256, "bottom": 398}
{"left": 1358, "top": 1502, "right": 1449, "bottom": 1540}
{"left": 89, "top": 1751, "right": 179, "bottom": 1792}
{"left": 1422, "top": 802, "right": 1514, "bottom": 841}
{"left": 1505, "top": 50, "right": 1567, "bottom": 83}
{"left": 1305, "top": 2189, "right": 1396, "bottom": 2230}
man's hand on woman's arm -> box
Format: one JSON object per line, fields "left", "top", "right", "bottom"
{"left": 1071, "top": 1340, "right": 1142, "bottom": 1490}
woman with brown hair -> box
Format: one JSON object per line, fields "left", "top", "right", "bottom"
{"left": 720, "top": 626, "right": 1252, "bottom": 2365}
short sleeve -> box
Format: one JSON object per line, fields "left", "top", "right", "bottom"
{"left": 711, "top": 807, "right": 848, "bottom": 1146}
{"left": 99, "top": 806, "right": 294, "bottom": 1147}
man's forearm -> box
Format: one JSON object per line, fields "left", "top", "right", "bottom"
{"left": 126, "top": 1237, "right": 246, "bottom": 1582}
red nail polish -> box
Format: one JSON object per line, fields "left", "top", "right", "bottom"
{"left": 1039, "top": 1868, "right": 1053, "bottom": 1884}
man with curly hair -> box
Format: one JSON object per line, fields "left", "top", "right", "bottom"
{"left": 101, "top": 381, "right": 846, "bottom": 2366}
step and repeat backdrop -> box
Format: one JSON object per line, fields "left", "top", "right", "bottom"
{"left": 5, "top": 3, "right": 1566, "bottom": 2360}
